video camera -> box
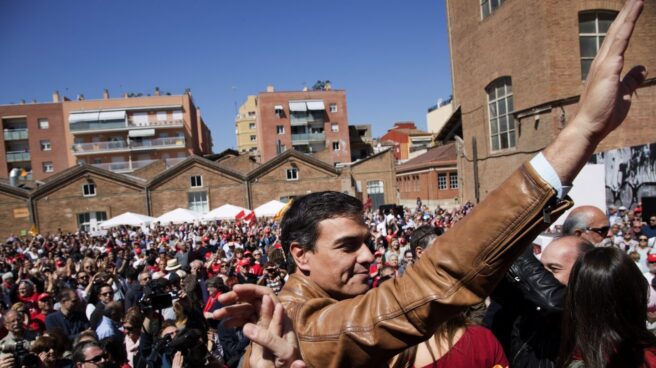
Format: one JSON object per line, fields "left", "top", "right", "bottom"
{"left": 0, "top": 339, "right": 39, "bottom": 368}
{"left": 153, "top": 329, "right": 207, "bottom": 368}
{"left": 139, "top": 278, "right": 173, "bottom": 312}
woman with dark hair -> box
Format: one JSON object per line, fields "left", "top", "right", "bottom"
{"left": 558, "top": 247, "right": 656, "bottom": 368}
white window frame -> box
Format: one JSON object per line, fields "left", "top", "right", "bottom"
{"left": 38, "top": 118, "right": 49, "bottom": 129}
{"left": 579, "top": 11, "right": 616, "bottom": 80}
{"left": 156, "top": 111, "right": 168, "bottom": 121}
{"left": 438, "top": 173, "right": 448, "bottom": 190}
{"left": 172, "top": 110, "right": 184, "bottom": 121}
{"left": 250, "top": 135, "right": 257, "bottom": 142}
{"left": 449, "top": 174, "right": 459, "bottom": 189}
{"left": 332, "top": 141, "right": 340, "bottom": 151}
{"left": 487, "top": 77, "right": 515, "bottom": 151}
{"left": 331, "top": 123, "right": 339, "bottom": 133}
{"left": 83, "top": 183, "right": 96, "bottom": 197}
{"left": 249, "top": 123, "right": 256, "bottom": 130}
{"left": 42, "top": 162, "right": 54, "bottom": 173}
{"left": 276, "top": 125, "right": 285, "bottom": 134}
{"left": 329, "top": 104, "right": 338, "bottom": 113}
{"left": 481, "top": 0, "right": 505, "bottom": 19}
{"left": 286, "top": 168, "right": 299, "bottom": 181}
{"left": 40, "top": 140, "right": 51, "bottom": 151}
{"left": 190, "top": 175, "right": 203, "bottom": 188}
{"left": 188, "top": 191, "right": 209, "bottom": 214}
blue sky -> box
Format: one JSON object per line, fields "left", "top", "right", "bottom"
{"left": 0, "top": 0, "right": 452, "bottom": 152}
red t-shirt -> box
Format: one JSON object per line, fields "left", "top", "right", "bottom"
{"left": 416, "top": 325, "right": 508, "bottom": 368}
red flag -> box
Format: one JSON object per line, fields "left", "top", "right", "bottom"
{"left": 235, "top": 210, "right": 245, "bottom": 220}
{"left": 244, "top": 211, "right": 256, "bottom": 225}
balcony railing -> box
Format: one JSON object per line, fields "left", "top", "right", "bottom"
{"left": 290, "top": 112, "right": 325, "bottom": 126}
{"left": 73, "top": 137, "right": 186, "bottom": 155}
{"left": 70, "top": 121, "right": 127, "bottom": 132}
{"left": 73, "top": 141, "right": 128, "bottom": 153}
{"left": 4, "top": 129, "right": 28, "bottom": 141}
{"left": 92, "top": 159, "right": 158, "bottom": 173}
{"left": 91, "top": 157, "right": 188, "bottom": 173}
{"left": 131, "top": 137, "right": 185, "bottom": 150}
{"left": 128, "top": 119, "right": 184, "bottom": 128}
{"left": 291, "top": 133, "right": 325, "bottom": 142}
{"left": 6, "top": 151, "right": 30, "bottom": 162}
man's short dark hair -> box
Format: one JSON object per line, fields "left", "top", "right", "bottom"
{"left": 410, "top": 225, "right": 443, "bottom": 251}
{"left": 281, "top": 192, "right": 363, "bottom": 267}
{"left": 72, "top": 340, "right": 102, "bottom": 363}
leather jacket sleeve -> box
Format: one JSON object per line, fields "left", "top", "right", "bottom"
{"left": 507, "top": 247, "right": 566, "bottom": 314}
{"left": 273, "top": 163, "right": 573, "bottom": 368}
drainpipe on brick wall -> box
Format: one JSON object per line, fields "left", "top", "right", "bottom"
{"left": 245, "top": 181, "right": 252, "bottom": 210}
{"left": 146, "top": 188, "right": 153, "bottom": 216}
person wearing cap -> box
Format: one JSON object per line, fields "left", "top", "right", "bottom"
{"left": 29, "top": 293, "right": 53, "bottom": 333}
{"left": 632, "top": 230, "right": 655, "bottom": 274}
{"left": 164, "top": 259, "right": 182, "bottom": 281}
{"left": 236, "top": 259, "right": 256, "bottom": 284}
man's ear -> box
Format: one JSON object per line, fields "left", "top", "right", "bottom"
{"left": 574, "top": 229, "right": 583, "bottom": 237}
{"left": 290, "top": 242, "right": 310, "bottom": 272}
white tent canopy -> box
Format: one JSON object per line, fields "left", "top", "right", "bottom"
{"left": 155, "top": 208, "right": 201, "bottom": 225}
{"left": 203, "top": 204, "right": 251, "bottom": 221}
{"left": 253, "top": 200, "right": 287, "bottom": 218}
{"left": 99, "top": 212, "right": 155, "bottom": 229}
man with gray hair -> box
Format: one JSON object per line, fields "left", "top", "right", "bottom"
{"left": 562, "top": 205, "right": 610, "bottom": 246}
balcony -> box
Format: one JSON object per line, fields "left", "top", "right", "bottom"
{"left": 6, "top": 151, "right": 30, "bottom": 162}
{"left": 92, "top": 157, "right": 187, "bottom": 173}
{"left": 131, "top": 137, "right": 185, "bottom": 151}
{"left": 290, "top": 112, "right": 325, "bottom": 126}
{"left": 70, "top": 119, "right": 184, "bottom": 134}
{"left": 73, "top": 137, "right": 186, "bottom": 156}
{"left": 291, "top": 133, "right": 325, "bottom": 143}
{"left": 4, "top": 129, "right": 28, "bottom": 141}
{"left": 73, "top": 141, "right": 129, "bottom": 154}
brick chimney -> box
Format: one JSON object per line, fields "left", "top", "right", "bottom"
{"left": 155, "top": 87, "right": 161, "bottom": 96}
{"left": 52, "top": 91, "right": 61, "bottom": 103}
{"left": 103, "top": 89, "right": 110, "bottom": 100}
{"left": 266, "top": 85, "right": 275, "bottom": 93}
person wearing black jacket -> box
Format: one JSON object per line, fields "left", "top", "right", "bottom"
{"left": 484, "top": 236, "right": 593, "bottom": 368}
{"left": 218, "top": 319, "right": 249, "bottom": 368}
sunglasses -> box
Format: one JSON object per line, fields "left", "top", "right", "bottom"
{"left": 101, "top": 291, "right": 114, "bottom": 297}
{"left": 585, "top": 226, "right": 610, "bottom": 237}
{"left": 84, "top": 353, "right": 108, "bottom": 364}
{"left": 640, "top": 238, "right": 649, "bottom": 241}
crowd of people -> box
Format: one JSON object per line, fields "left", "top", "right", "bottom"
{"left": 0, "top": 0, "right": 652, "bottom": 367}
{"left": 0, "top": 196, "right": 654, "bottom": 368}
{"left": 0, "top": 200, "right": 476, "bottom": 368}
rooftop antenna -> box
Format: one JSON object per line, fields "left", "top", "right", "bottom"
{"left": 231, "top": 86, "right": 238, "bottom": 117}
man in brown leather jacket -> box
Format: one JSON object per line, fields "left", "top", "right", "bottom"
{"left": 217, "top": 1, "right": 648, "bottom": 366}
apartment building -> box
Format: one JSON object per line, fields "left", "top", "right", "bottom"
{"left": 380, "top": 122, "right": 435, "bottom": 161}
{"left": 235, "top": 95, "right": 258, "bottom": 152}
{"left": 0, "top": 89, "right": 213, "bottom": 181}
{"left": 255, "top": 86, "right": 351, "bottom": 165}
{"left": 445, "top": 0, "right": 656, "bottom": 202}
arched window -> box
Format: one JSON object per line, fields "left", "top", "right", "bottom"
{"left": 486, "top": 77, "right": 515, "bottom": 151}
{"left": 579, "top": 10, "right": 617, "bottom": 80}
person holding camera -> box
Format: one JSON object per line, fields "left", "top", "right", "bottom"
{"left": 0, "top": 310, "right": 37, "bottom": 368}
{"left": 257, "top": 262, "right": 285, "bottom": 295}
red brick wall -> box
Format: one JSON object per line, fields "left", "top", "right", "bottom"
{"left": 33, "top": 175, "right": 147, "bottom": 233}
{"left": 0, "top": 103, "right": 68, "bottom": 180}
{"left": 149, "top": 164, "right": 247, "bottom": 216}
{"left": 0, "top": 192, "right": 31, "bottom": 235}
{"left": 256, "top": 90, "right": 351, "bottom": 164}
{"left": 447, "top": 0, "right": 656, "bottom": 201}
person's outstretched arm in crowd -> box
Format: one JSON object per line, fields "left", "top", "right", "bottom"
{"left": 215, "top": 1, "right": 647, "bottom": 366}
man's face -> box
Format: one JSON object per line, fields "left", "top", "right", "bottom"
{"left": 300, "top": 217, "right": 374, "bottom": 300}
{"left": 581, "top": 213, "right": 610, "bottom": 244}
{"left": 650, "top": 217, "right": 656, "bottom": 227}
{"left": 540, "top": 238, "right": 581, "bottom": 286}
{"left": 39, "top": 298, "right": 53, "bottom": 313}
{"left": 648, "top": 260, "right": 656, "bottom": 274}
{"left": 4, "top": 312, "right": 22, "bottom": 335}
{"left": 79, "top": 346, "right": 107, "bottom": 368}
{"left": 99, "top": 287, "right": 114, "bottom": 304}
{"left": 63, "top": 291, "right": 81, "bottom": 311}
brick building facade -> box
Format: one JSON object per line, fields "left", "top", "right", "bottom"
{"left": 396, "top": 143, "right": 459, "bottom": 209}
{"left": 0, "top": 89, "right": 213, "bottom": 182}
{"left": 0, "top": 149, "right": 397, "bottom": 236}
{"left": 255, "top": 87, "right": 351, "bottom": 165}
{"left": 446, "top": 0, "right": 656, "bottom": 202}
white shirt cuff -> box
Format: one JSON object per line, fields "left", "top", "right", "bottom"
{"left": 529, "top": 152, "right": 571, "bottom": 199}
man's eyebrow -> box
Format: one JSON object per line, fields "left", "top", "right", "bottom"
{"left": 333, "top": 234, "right": 367, "bottom": 246}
